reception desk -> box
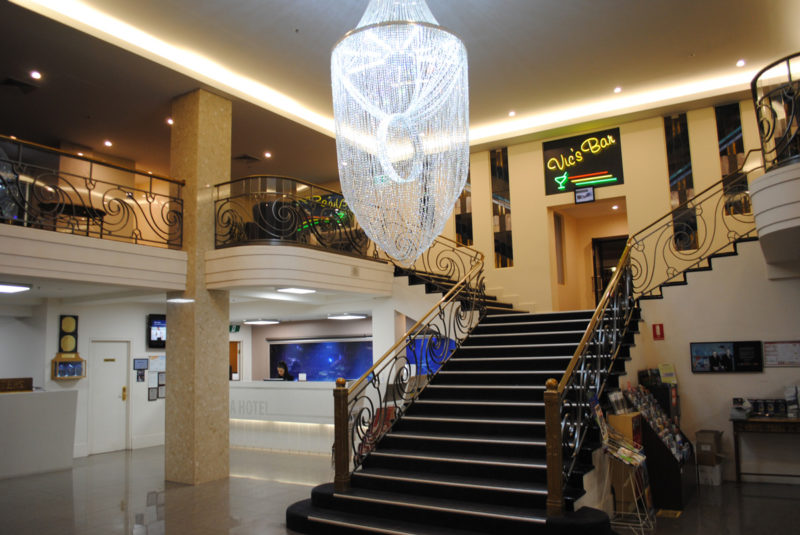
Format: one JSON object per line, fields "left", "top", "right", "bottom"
{"left": 229, "top": 381, "right": 335, "bottom": 454}
{"left": 0, "top": 390, "right": 78, "bottom": 479}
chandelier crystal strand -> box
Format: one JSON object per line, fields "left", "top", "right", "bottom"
{"left": 331, "top": 0, "right": 469, "bottom": 265}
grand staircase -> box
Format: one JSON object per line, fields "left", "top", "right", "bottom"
{"left": 287, "top": 307, "right": 623, "bottom": 534}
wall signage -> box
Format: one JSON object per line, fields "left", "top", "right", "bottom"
{"left": 574, "top": 187, "right": 595, "bottom": 204}
{"left": 543, "top": 127, "right": 624, "bottom": 195}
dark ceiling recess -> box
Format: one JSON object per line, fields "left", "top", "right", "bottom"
{"left": 2, "top": 78, "right": 38, "bottom": 94}
{"left": 232, "top": 154, "right": 260, "bottom": 164}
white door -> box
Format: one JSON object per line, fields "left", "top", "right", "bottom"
{"left": 89, "top": 340, "right": 129, "bottom": 454}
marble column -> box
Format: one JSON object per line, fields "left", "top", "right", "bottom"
{"left": 165, "top": 89, "right": 231, "bottom": 485}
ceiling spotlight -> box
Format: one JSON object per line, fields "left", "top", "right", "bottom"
{"left": 612, "top": 204, "right": 619, "bottom": 210}
{"left": 0, "top": 283, "right": 31, "bottom": 294}
{"left": 614, "top": 86, "right": 622, "bottom": 94}
{"left": 29, "top": 70, "right": 42, "bottom": 80}
{"left": 328, "top": 313, "right": 367, "bottom": 320}
{"left": 9, "top": 135, "right": 16, "bottom": 140}
{"left": 166, "top": 297, "right": 194, "bottom": 303}
{"left": 77, "top": 152, "right": 84, "bottom": 157}
{"left": 264, "top": 151, "right": 272, "bottom": 158}
{"left": 508, "top": 110, "right": 516, "bottom": 117}
{"left": 736, "top": 59, "right": 746, "bottom": 68}
{"left": 103, "top": 140, "right": 113, "bottom": 147}
{"left": 243, "top": 319, "right": 280, "bottom": 325}
{"left": 277, "top": 287, "right": 316, "bottom": 294}
{"left": 166, "top": 117, "right": 174, "bottom": 125}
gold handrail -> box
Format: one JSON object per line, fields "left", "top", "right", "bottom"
{"left": 347, "top": 246, "right": 485, "bottom": 395}
{"left": 556, "top": 242, "right": 632, "bottom": 395}
{"left": 0, "top": 133, "right": 184, "bottom": 186}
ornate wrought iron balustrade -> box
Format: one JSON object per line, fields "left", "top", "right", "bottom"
{"left": 0, "top": 135, "right": 183, "bottom": 247}
{"left": 752, "top": 52, "right": 800, "bottom": 170}
{"left": 333, "top": 242, "right": 486, "bottom": 490}
{"left": 545, "top": 154, "right": 762, "bottom": 516}
{"left": 214, "top": 175, "right": 371, "bottom": 255}
{"left": 630, "top": 153, "right": 760, "bottom": 298}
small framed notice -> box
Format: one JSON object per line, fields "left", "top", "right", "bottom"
{"left": 764, "top": 341, "right": 800, "bottom": 367}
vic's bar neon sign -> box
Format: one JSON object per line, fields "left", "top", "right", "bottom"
{"left": 554, "top": 170, "right": 620, "bottom": 190}
{"left": 542, "top": 128, "right": 624, "bottom": 196}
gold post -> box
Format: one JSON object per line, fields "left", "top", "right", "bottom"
{"left": 544, "top": 378, "right": 564, "bottom": 517}
{"left": 333, "top": 377, "right": 350, "bottom": 492}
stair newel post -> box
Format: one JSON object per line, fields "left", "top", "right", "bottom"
{"left": 333, "top": 377, "right": 351, "bottom": 492}
{"left": 544, "top": 378, "right": 564, "bottom": 516}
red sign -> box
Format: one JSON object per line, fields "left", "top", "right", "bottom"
{"left": 652, "top": 324, "right": 665, "bottom": 340}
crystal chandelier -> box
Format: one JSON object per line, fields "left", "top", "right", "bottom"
{"left": 331, "top": 0, "right": 469, "bottom": 265}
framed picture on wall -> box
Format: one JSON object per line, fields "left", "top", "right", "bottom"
{"left": 690, "top": 341, "right": 763, "bottom": 373}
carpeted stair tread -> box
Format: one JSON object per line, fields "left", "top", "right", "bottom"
{"left": 335, "top": 486, "right": 548, "bottom": 524}
{"left": 369, "top": 448, "right": 547, "bottom": 467}
{"left": 289, "top": 498, "right": 487, "bottom": 535}
{"left": 384, "top": 431, "right": 546, "bottom": 447}
{"left": 426, "top": 383, "right": 545, "bottom": 390}
{"left": 401, "top": 414, "right": 546, "bottom": 426}
{"left": 437, "top": 369, "right": 568, "bottom": 376}
{"left": 413, "top": 398, "right": 544, "bottom": 407}
{"left": 354, "top": 467, "right": 548, "bottom": 494}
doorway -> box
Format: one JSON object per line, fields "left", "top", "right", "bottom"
{"left": 229, "top": 341, "right": 241, "bottom": 380}
{"left": 592, "top": 236, "right": 628, "bottom": 305}
{"left": 89, "top": 340, "right": 130, "bottom": 454}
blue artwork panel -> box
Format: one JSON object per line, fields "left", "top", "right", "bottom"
{"left": 270, "top": 340, "right": 372, "bottom": 381}
{"left": 407, "top": 337, "right": 456, "bottom": 376}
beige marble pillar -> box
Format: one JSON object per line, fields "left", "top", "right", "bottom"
{"left": 165, "top": 89, "right": 231, "bottom": 485}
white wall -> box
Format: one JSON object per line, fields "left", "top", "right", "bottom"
{"left": 629, "top": 240, "right": 800, "bottom": 482}
{"left": 0, "top": 308, "right": 47, "bottom": 386}
{"left": 29, "top": 301, "right": 169, "bottom": 457}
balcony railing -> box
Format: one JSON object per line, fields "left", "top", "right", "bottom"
{"left": 0, "top": 135, "right": 183, "bottom": 248}
{"left": 214, "top": 175, "right": 371, "bottom": 256}
{"left": 752, "top": 51, "right": 800, "bottom": 171}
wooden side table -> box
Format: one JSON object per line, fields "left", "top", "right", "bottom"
{"left": 732, "top": 417, "right": 800, "bottom": 482}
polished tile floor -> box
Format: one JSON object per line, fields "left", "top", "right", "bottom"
{"left": 1, "top": 446, "right": 798, "bottom": 534}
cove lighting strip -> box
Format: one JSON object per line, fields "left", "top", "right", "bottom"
{"left": 12, "top": 1, "right": 765, "bottom": 146}
{"left": 11, "top": 0, "right": 334, "bottom": 136}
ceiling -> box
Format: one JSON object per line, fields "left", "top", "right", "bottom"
{"left": 1, "top": 0, "right": 798, "bottom": 312}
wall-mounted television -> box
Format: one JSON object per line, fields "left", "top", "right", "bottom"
{"left": 147, "top": 314, "right": 167, "bottom": 349}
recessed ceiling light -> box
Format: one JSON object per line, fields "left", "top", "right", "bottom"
{"left": 328, "top": 313, "right": 367, "bottom": 320}
{"left": 29, "top": 70, "right": 42, "bottom": 80}
{"left": 264, "top": 151, "right": 272, "bottom": 158}
{"left": 277, "top": 287, "right": 316, "bottom": 294}
{"left": 0, "top": 283, "right": 31, "bottom": 294}
{"left": 103, "top": 140, "right": 113, "bottom": 147}
{"left": 166, "top": 117, "right": 174, "bottom": 125}
{"left": 77, "top": 152, "right": 84, "bottom": 156}
{"left": 614, "top": 86, "right": 622, "bottom": 94}
{"left": 508, "top": 110, "right": 516, "bottom": 117}
{"left": 736, "top": 59, "right": 746, "bottom": 68}
{"left": 612, "top": 204, "right": 619, "bottom": 210}
{"left": 167, "top": 297, "right": 194, "bottom": 303}
{"left": 243, "top": 319, "right": 280, "bottom": 325}
{"left": 9, "top": 135, "right": 16, "bottom": 140}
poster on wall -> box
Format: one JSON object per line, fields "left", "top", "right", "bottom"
{"left": 764, "top": 341, "right": 800, "bottom": 367}
{"left": 542, "top": 127, "right": 624, "bottom": 196}
{"left": 690, "top": 341, "right": 763, "bottom": 373}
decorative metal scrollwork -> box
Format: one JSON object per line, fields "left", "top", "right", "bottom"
{"left": 752, "top": 52, "right": 800, "bottom": 170}
{"left": 346, "top": 241, "right": 486, "bottom": 469}
{"left": 214, "top": 175, "right": 371, "bottom": 256}
{"left": 0, "top": 136, "right": 183, "bottom": 247}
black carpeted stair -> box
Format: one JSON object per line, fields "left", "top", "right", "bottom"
{"left": 288, "top": 307, "right": 619, "bottom": 534}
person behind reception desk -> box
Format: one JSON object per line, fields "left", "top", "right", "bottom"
{"left": 277, "top": 361, "right": 295, "bottom": 381}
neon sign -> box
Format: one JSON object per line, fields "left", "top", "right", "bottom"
{"left": 543, "top": 128, "right": 624, "bottom": 196}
